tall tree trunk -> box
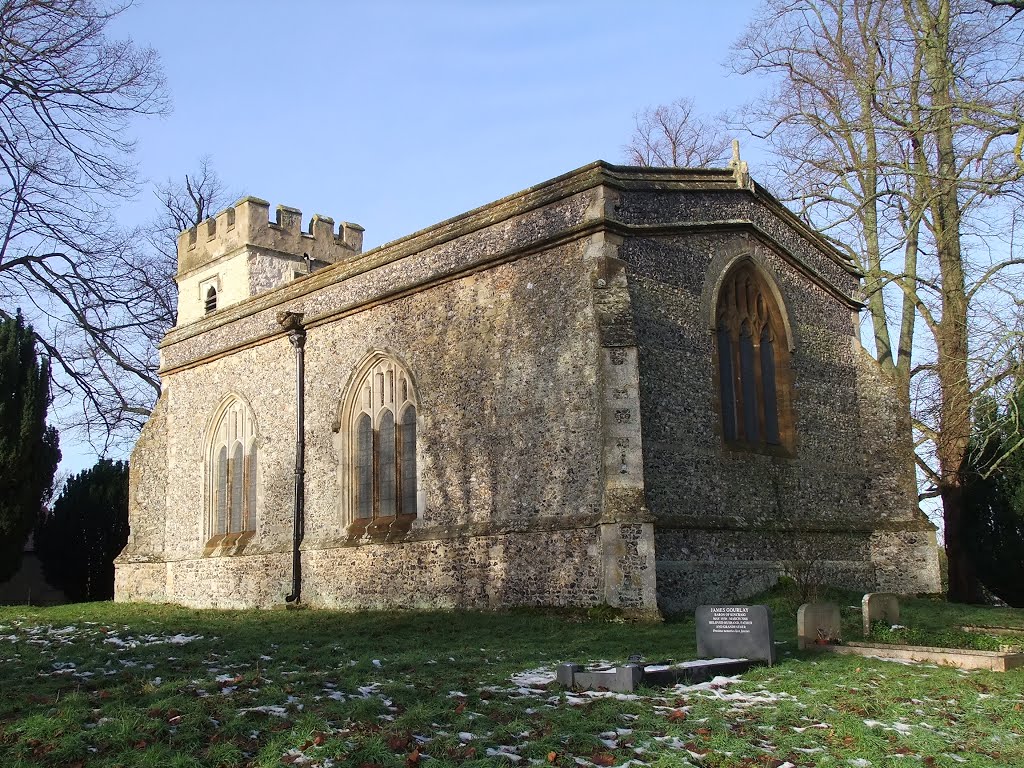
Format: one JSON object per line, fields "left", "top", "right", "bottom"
{"left": 913, "top": 0, "right": 983, "bottom": 602}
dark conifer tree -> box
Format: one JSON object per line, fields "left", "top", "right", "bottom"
{"left": 0, "top": 311, "right": 60, "bottom": 583}
{"left": 963, "top": 388, "right": 1024, "bottom": 607}
{"left": 37, "top": 459, "right": 128, "bottom": 601}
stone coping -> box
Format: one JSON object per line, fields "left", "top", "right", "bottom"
{"left": 962, "top": 625, "right": 1024, "bottom": 636}
{"left": 808, "top": 641, "right": 1024, "bottom": 672}
{"left": 160, "top": 161, "right": 861, "bottom": 361}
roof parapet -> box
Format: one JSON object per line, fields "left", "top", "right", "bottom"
{"left": 177, "top": 196, "right": 364, "bottom": 276}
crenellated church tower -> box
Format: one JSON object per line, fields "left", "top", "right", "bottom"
{"left": 174, "top": 197, "right": 364, "bottom": 325}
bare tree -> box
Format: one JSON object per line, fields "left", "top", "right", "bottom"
{"left": 986, "top": 0, "right": 1024, "bottom": 11}
{"left": 624, "top": 98, "right": 732, "bottom": 168}
{"left": 42, "top": 157, "right": 234, "bottom": 451}
{"left": 731, "top": 0, "right": 1024, "bottom": 602}
{"left": 136, "top": 158, "right": 232, "bottom": 358}
{"left": 0, "top": 0, "right": 168, "bottom": 448}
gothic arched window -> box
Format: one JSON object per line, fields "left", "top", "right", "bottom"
{"left": 207, "top": 396, "right": 258, "bottom": 539}
{"left": 339, "top": 355, "right": 418, "bottom": 532}
{"left": 205, "top": 286, "right": 218, "bottom": 314}
{"left": 714, "top": 261, "right": 794, "bottom": 452}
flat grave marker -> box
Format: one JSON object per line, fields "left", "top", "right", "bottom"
{"left": 696, "top": 604, "right": 776, "bottom": 665}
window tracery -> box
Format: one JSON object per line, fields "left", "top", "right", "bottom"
{"left": 340, "top": 355, "right": 418, "bottom": 531}
{"left": 207, "top": 396, "right": 258, "bottom": 539}
{"left": 714, "top": 261, "right": 794, "bottom": 453}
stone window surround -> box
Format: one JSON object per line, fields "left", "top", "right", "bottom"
{"left": 334, "top": 351, "right": 422, "bottom": 538}
{"left": 711, "top": 256, "right": 797, "bottom": 457}
{"left": 204, "top": 394, "right": 259, "bottom": 555}
{"left": 199, "top": 275, "right": 221, "bottom": 315}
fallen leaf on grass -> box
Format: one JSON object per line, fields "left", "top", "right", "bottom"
{"left": 406, "top": 748, "right": 421, "bottom": 767}
{"left": 547, "top": 751, "right": 558, "bottom": 763}
{"left": 667, "top": 709, "right": 686, "bottom": 722}
{"left": 591, "top": 753, "right": 616, "bottom": 766}
{"left": 388, "top": 734, "right": 411, "bottom": 751}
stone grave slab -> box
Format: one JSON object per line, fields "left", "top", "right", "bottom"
{"left": 797, "top": 602, "right": 841, "bottom": 650}
{"left": 696, "top": 605, "right": 776, "bottom": 665}
{"left": 556, "top": 658, "right": 756, "bottom": 693}
{"left": 556, "top": 663, "right": 642, "bottom": 693}
{"left": 862, "top": 592, "right": 900, "bottom": 636}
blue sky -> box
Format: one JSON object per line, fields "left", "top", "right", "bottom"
{"left": 111, "top": 0, "right": 764, "bottom": 248}
{"left": 64, "top": 0, "right": 765, "bottom": 472}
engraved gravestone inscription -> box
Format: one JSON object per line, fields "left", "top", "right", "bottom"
{"left": 696, "top": 605, "right": 776, "bottom": 665}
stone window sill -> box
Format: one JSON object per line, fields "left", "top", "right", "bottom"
{"left": 346, "top": 514, "right": 416, "bottom": 543}
{"left": 203, "top": 530, "right": 255, "bottom": 557}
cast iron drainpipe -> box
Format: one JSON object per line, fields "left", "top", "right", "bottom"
{"left": 278, "top": 311, "right": 306, "bottom": 604}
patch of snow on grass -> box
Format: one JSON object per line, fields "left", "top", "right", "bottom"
{"left": 864, "top": 719, "right": 913, "bottom": 735}
{"left": 509, "top": 667, "right": 555, "bottom": 687}
{"left": 238, "top": 704, "right": 290, "bottom": 717}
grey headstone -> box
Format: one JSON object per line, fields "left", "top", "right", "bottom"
{"left": 862, "top": 592, "right": 900, "bottom": 636}
{"left": 696, "top": 605, "right": 776, "bottom": 665}
{"left": 797, "top": 602, "right": 842, "bottom": 650}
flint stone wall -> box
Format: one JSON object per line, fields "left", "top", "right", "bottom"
{"left": 118, "top": 180, "right": 654, "bottom": 611}
{"left": 615, "top": 186, "right": 939, "bottom": 612}
{"left": 117, "top": 162, "right": 939, "bottom": 614}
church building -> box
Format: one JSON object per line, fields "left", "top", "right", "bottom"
{"left": 114, "top": 160, "right": 941, "bottom": 615}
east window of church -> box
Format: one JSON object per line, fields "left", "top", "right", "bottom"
{"left": 714, "top": 260, "right": 794, "bottom": 453}
{"left": 207, "top": 396, "right": 258, "bottom": 540}
{"left": 340, "top": 356, "right": 418, "bottom": 534}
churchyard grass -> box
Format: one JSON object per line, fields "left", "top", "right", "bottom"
{"left": 0, "top": 596, "right": 1022, "bottom": 768}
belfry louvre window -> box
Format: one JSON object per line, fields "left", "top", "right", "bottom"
{"left": 207, "top": 396, "right": 258, "bottom": 537}
{"left": 205, "top": 286, "right": 217, "bottom": 314}
{"left": 343, "top": 356, "right": 418, "bottom": 527}
{"left": 714, "top": 261, "right": 794, "bottom": 452}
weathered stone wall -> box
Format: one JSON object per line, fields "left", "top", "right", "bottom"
{"left": 118, "top": 162, "right": 937, "bottom": 615}
{"left": 616, "top": 187, "right": 939, "bottom": 612}
{"left": 121, "top": 183, "right": 650, "bottom": 611}
{"left": 125, "top": 392, "right": 170, "bottom": 559}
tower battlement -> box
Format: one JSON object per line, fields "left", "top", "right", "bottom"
{"left": 177, "top": 196, "right": 364, "bottom": 276}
